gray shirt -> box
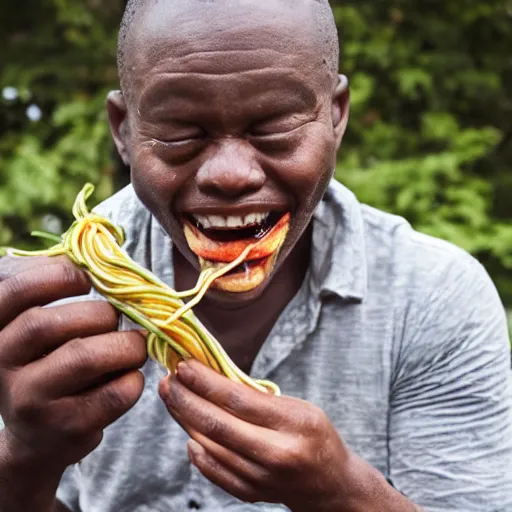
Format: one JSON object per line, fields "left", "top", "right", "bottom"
{"left": 50, "top": 179, "right": 512, "bottom": 511}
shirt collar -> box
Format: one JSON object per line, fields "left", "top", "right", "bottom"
{"left": 136, "top": 178, "right": 368, "bottom": 303}
{"left": 309, "top": 179, "right": 368, "bottom": 302}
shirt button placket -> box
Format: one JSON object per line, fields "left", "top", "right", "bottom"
{"left": 187, "top": 463, "right": 204, "bottom": 510}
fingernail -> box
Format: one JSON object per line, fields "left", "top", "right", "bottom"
{"left": 161, "top": 375, "right": 178, "bottom": 405}
{"left": 176, "top": 361, "right": 193, "bottom": 380}
{"left": 139, "top": 329, "right": 150, "bottom": 338}
{"left": 187, "top": 439, "right": 205, "bottom": 463}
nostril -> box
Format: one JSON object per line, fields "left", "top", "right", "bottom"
{"left": 196, "top": 165, "right": 266, "bottom": 198}
{"left": 195, "top": 140, "right": 266, "bottom": 198}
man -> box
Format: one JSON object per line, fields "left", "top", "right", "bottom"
{"left": 0, "top": 1, "right": 511, "bottom": 511}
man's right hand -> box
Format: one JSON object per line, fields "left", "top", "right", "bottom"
{"left": 0, "top": 257, "right": 147, "bottom": 472}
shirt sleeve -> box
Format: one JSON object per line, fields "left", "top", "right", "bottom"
{"left": 389, "top": 254, "right": 512, "bottom": 511}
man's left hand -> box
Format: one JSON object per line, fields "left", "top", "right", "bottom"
{"left": 159, "top": 359, "right": 365, "bottom": 512}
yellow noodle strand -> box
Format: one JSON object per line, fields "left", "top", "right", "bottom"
{"left": 4, "top": 183, "right": 280, "bottom": 395}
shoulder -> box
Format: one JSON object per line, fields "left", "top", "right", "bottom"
{"left": 361, "top": 201, "right": 475, "bottom": 276}
{"left": 357, "top": 206, "right": 510, "bottom": 386}
{"left": 327, "top": 181, "right": 508, "bottom": 367}
{"left": 358, "top": 199, "right": 491, "bottom": 308}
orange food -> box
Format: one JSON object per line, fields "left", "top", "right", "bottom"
{"left": 183, "top": 213, "right": 291, "bottom": 262}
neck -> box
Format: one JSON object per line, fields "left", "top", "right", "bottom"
{"left": 173, "top": 226, "right": 312, "bottom": 373}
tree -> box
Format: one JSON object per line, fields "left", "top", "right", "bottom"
{"left": 0, "top": 0, "right": 124, "bottom": 249}
{"left": 1, "top": 0, "right": 511, "bottom": 309}
{"left": 332, "top": 0, "right": 512, "bottom": 305}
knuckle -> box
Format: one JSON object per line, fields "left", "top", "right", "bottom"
{"left": 224, "top": 390, "right": 248, "bottom": 413}
{"left": 56, "top": 262, "right": 87, "bottom": 289}
{"left": 66, "top": 337, "right": 97, "bottom": 374}
{"left": 305, "top": 405, "right": 329, "bottom": 435}
{"left": 11, "top": 388, "right": 41, "bottom": 424}
{"left": 100, "top": 385, "right": 130, "bottom": 413}
{"left": 18, "top": 307, "right": 47, "bottom": 342}
{"left": 252, "top": 466, "right": 274, "bottom": 488}
{"left": 0, "top": 274, "right": 26, "bottom": 305}
{"left": 269, "top": 438, "right": 304, "bottom": 473}
{"left": 101, "top": 374, "right": 144, "bottom": 413}
{"left": 49, "top": 404, "right": 91, "bottom": 440}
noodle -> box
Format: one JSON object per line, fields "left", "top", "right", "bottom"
{"left": 5, "top": 184, "right": 280, "bottom": 396}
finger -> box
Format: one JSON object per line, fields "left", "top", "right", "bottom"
{"left": 23, "top": 330, "right": 148, "bottom": 397}
{"left": 0, "top": 255, "right": 66, "bottom": 282}
{"left": 55, "top": 369, "right": 145, "bottom": 435}
{"left": 176, "top": 359, "right": 286, "bottom": 428}
{"left": 0, "top": 262, "right": 90, "bottom": 329}
{"left": 159, "top": 375, "right": 281, "bottom": 463}
{"left": 166, "top": 405, "right": 270, "bottom": 485}
{"left": 188, "top": 429, "right": 273, "bottom": 488}
{"left": 0, "top": 301, "right": 119, "bottom": 367}
{"left": 187, "top": 439, "right": 263, "bottom": 505}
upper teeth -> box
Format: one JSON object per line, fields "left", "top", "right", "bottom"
{"left": 193, "top": 213, "right": 269, "bottom": 229}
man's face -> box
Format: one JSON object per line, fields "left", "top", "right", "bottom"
{"left": 108, "top": 2, "right": 348, "bottom": 302}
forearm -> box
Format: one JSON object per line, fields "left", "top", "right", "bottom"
{"left": 0, "top": 430, "right": 66, "bottom": 512}
{"left": 348, "top": 458, "right": 422, "bottom": 512}
{"left": 311, "top": 453, "right": 423, "bottom": 512}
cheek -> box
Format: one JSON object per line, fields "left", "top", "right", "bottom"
{"left": 266, "top": 125, "right": 336, "bottom": 211}
{"left": 130, "top": 147, "right": 187, "bottom": 214}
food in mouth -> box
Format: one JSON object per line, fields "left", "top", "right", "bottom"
{"left": 183, "top": 211, "right": 291, "bottom": 293}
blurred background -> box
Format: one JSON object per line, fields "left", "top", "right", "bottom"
{"left": 0, "top": 0, "right": 511, "bottom": 327}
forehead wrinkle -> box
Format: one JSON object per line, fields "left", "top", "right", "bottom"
{"left": 120, "top": 0, "right": 339, "bottom": 103}
{"left": 143, "top": 68, "right": 297, "bottom": 79}
{"left": 132, "top": 34, "right": 324, "bottom": 105}
{"left": 136, "top": 69, "right": 319, "bottom": 114}
{"left": 141, "top": 50, "right": 296, "bottom": 74}
{"left": 135, "top": 21, "right": 317, "bottom": 66}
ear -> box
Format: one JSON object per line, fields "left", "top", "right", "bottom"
{"left": 106, "top": 90, "right": 131, "bottom": 166}
{"left": 332, "top": 74, "right": 350, "bottom": 150}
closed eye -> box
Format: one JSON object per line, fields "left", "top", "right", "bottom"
{"left": 155, "top": 137, "right": 201, "bottom": 147}
{"left": 249, "top": 115, "right": 314, "bottom": 138}
{"left": 147, "top": 134, "right": 206, "bottom": 149}
{"left": 249, "top": 122, "right": 311, "bottom": 140}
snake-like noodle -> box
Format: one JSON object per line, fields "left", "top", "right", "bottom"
{"left": 5, "top": 184, "right": 280, "bottom": 396}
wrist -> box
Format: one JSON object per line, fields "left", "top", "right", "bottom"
{"left": 0, "top": 429, "right": 66, "bottom": 511}
{"left": 0, "top": 428, "right": 67, "bottom": 473}
{"left": 317, "top": 451, "right": 421, "bottom": 512}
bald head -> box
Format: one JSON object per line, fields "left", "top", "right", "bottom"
{"left": 117, "top": 0, "right": 340, "bottom": 100}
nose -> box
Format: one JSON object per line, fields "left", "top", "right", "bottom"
{"left": 195, "top": 139, "right": 266, "bottom": 198}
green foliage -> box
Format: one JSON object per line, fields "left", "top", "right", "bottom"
{"left": 0, "top": 0, "right": 122, "bottom": 248}
{"left": 333, "top": 0, "right": 512, "bottom": 305}
{"left": 1, "top": 0, "right": 511, "bottom": 308}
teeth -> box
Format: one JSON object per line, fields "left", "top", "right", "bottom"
{"left": 227, "top": 216, "right": 243, "bottom": 228}
{"left": 196, "top": 215, "right": 211, "bottom": 229}
{"left": 244, "top": 213, "right": 257, "bottom": 225}
{"left": 193, "top": 212, "right": 269, "bottom": 229}
{"left": 208, "top": 215, "right": 224, "bottom": 228}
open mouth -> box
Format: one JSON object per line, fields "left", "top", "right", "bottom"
{"left": 186, "top": 211, "right": 283, "bottom": 243}
{"left": 182, "top": 211, "right": 291, "bottom": 293}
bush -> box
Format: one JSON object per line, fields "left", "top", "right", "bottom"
{"left": 1, "top": 0, "right": 511, "bottom": 307}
